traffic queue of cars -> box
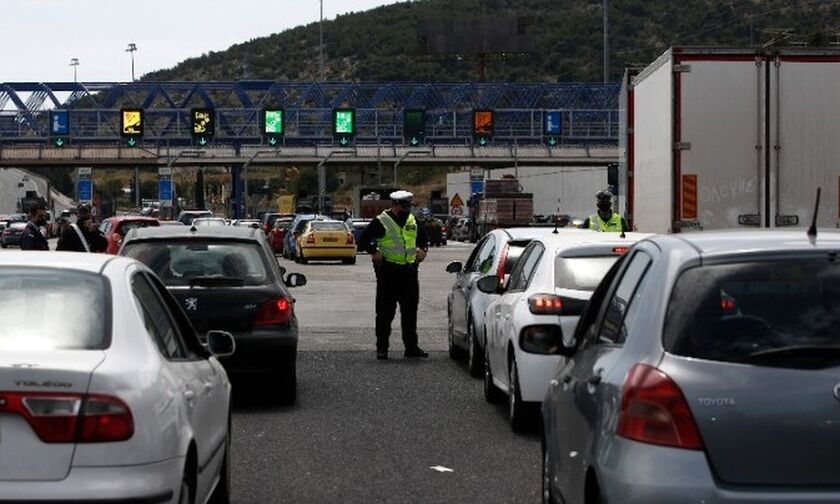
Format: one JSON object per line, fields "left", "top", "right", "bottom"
{"left": 448, "top": 227, "right": 840, "bottom": 504}
{"left": 0, "top": 210, "right": 309, "bottom": 503}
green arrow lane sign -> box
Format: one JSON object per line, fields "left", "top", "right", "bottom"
{"left": 268, "top": 137, "right": 278, "bottom": 146}
{"left": 54, "top": 138, "right": 65, "bottom": 148}
{"left": 339, "top": 137, "right": 349, "bottom": 146}
{"left": 198, "top": 137, "right": 208, "bottom": 146}
{"left": 548, "top": 137, "right": 558, "bottom": 146}
{"left": 410, "top": 137, "right": 419, "bottom": 146}
{"left": 478, "top": 137, "right": 488, "bottom": 146}
{"left": 126, "top": 137, "right": 137, "bottom": 147}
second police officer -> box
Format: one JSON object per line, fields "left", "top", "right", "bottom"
{"left": 359, "top": 191, "right": 430, "bottom": 360}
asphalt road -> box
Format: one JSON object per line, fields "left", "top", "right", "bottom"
{"left": 231, "top": 243, "right": 542, "bottom": 504}
{"left": 0, "top": 167, "right": 73, "bottom": 215}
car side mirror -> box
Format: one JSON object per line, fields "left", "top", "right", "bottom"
{"left": 476, "top": 275, "right": 501, "bottom": 294}
{"left": 285, "top": 273, "right": 307, "bottom": 288}
{"left": 446, "top": 261, "right": 463, "bottom": 274}
{"left": 205, "top": 330, "right": 236, "bottom": 357}
{"left": 278, "top": 265, "right": 287, "bottom": 277}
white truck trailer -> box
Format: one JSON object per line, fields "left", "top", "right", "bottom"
{"left": 625, "top": 47, "right": 840, "bottom": 233}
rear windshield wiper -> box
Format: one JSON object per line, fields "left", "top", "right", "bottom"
{"left": 188, "top": 276, "right": 245, "bottom": 287}
{"left": 749, "top": 345, "right": 840, "bottom": 359}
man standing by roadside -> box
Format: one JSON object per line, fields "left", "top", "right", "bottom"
{"left": 20, "top": 201, "right": 49, "bottom": 251}
{"left": 57, "top": 203, "right": 108, "bottom": 253}
{"left": 359, "top": 191, "right": 430, "bottom": 360}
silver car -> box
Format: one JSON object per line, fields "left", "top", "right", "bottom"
{"left": 542, "top": 230, "right": 840, "bottom": 503}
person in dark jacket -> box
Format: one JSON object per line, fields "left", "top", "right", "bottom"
{"left": 57, "top": 204, "right": 108, "bottom": 253}
{"left": 358, "top": 191, "right": 430, "bottom": 360}
{"left": 20, "top": 201, "right": 50, "bottom": 251}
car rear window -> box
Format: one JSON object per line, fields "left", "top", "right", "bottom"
{"left": 504, "top": 243, "right": 530, "bottom": 275}
{"left": 123, "top": 240, "right": 271, "bottom": 287}
{"left": 311, "top": 222, "right": 347, "bottom": 231}
{"left": 555, "top": 256, "right": 620, "bottom": 291}
{"left": 0, "top": 268, "right": 108, "bottom": 350}
{"left": 664, "top": 258, "right": 840, "bottom": 366}
{"left": 118, "top": 220, "right": 158, "bottom": 236}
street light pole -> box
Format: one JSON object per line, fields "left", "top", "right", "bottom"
{"left": 126, "top": 43, "right": 137, "bottom": 81}
{"left": 603, "top": 0, "right": 610, "bottom": 83}
{"left": 319, "top": 0, "right": 325, "bottom": 81}
{"left": 69, "top": 58, "right": 80, "bottom": 83}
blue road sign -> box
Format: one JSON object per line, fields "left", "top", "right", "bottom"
{"left": 77, "top": 180, "right": 93, "bottom": 202}
{"left": 545, "top": 111, "right": 563, "bottom": 136}
{"left": 50, "top": 111, "right": 69, "bottom": 136}
{"left": 470, "top": 180, "right": 484, "bottom": 195}
{"left": 159, "top": 180, "right": 173, "bottom": 202}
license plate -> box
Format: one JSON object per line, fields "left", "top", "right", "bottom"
{"left": 323, "top": 237, "right": 338, "bottom": 243}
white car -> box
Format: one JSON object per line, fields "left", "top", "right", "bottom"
{"left": 0, "top": 252, "right": 235, "bottom": 503}
{"left": 479, "top": 231, "right": 651, "bottom": 432}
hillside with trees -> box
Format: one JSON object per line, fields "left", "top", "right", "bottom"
{"left": 143, "top": 0, "right": 840, "bottom": 83}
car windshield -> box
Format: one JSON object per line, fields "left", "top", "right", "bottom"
{"left": 193, "top": 218, "right": 227, "bottom": 226}
{"left": 0, "top": 268, "right": 108, "bottom": 351}
{"left": 555, "top": 256, "right": 619, "bottom": 291}
{"left": 664, "top": 258, "right": 840, "bottom": 367}
{"left": 311, "top": 221, "right": 347, "bottom": 231}
{"left": 122, "top": 240, "right": 271, "bottom": 287}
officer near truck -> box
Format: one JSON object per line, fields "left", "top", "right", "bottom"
{"left": 358, "top": 191, "right": 430, "bottom": 360}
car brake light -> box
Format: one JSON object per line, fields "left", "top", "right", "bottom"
{"left": 254, "top": 298, "right": 292, "bottom": 326}
{"left": 306, "top": 234, "right": 315, "bottom": 244}
{"left": 528, "top": 294, "right": 564, "bottom": 315}
{"left": 613, "top": 247, "right": 630, "bottom": 255}
{"left": 617, "top": 364, "right": 704, "bottom": 450}
{"left": 0, "top": 392, "right": 133, "bottom": 443}
{"left": 346, "top": 233, "right": 354, "bottom": 245}
{"left": 496, "top": 244, "right": 510, "bottom": 283}
{"left": 720, "top": 297, "right": 737, "bottom": 313}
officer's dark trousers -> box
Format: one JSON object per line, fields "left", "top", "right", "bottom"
{"left": 375, "top": 261, "right": 419, "bottom": 352}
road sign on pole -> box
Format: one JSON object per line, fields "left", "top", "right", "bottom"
{"left": 473, "top": 109, "right": 494, "bottom": 146}
{"left": 77, "top": 180, "right": 93, "bottom": 203}
{"left": 263, "top": 108, "right": 285, "bottom": 146}
{"left": 121, "top": 108, "right": 143, "bottom": 147}
{"left": 50, "top": 110, "right": 69, "bottom": 148}
{"left": 333, "top": 108, "right": 356, "bottom": 145}
{"left": 544, "top": 111, "right": 562, "bottom": 146}
{"left": 404, "top": 109, "right": 426, "bottom": 146}
{"left": 191, "top": 108, "right": 215, "bottom": 146}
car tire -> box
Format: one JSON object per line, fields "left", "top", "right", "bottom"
{"left": 542, "top": 437, "right": 555, "bottom": 504}
{"left": 467, "top": 319, "right": 483, "bottom": 378}
{"left": 509, "top": 357, "right": 535, "bottom": 433}
{"left": 209, "top": 419, "right": 231, "bottom": 504}
{"left": 342, "top": 257, "right": 356, "bottom": 265}
{"left": 0, "top": 241, "right": 6, "bottom": 249}
{"left": 278, "top": 353, "right": 297, "bottom": 405}
{"left": 178, "top": 461, "right": 195, "bottom": 504}
{"left": 447, "top": 304, "right": 465, "bottom": 360}
{"left": 484, "top": 346, "right": 505, "bottom": 404}
{"left": 299, "top": 253, "right": 308, "bottom": 265}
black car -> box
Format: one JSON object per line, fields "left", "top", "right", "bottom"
{"left": 120, "top": 225, "right": 307, "bottom": 403}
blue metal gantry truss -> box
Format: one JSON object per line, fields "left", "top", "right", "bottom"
{"left": 0, "top": 81, "right": 620, "bottom": 147}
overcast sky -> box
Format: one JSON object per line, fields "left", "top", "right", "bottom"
{"left": 0, "top": 0, "right": 405, "bottom": 82}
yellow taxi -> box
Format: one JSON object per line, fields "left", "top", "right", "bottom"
{"left": 296, "top": 220, "right": 357, "bottom": 264}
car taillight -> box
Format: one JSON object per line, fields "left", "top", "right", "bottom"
{"left": 254, "top": 298, "right": 292, "bottom": 326}
{"left": 495, "top": 243, "right": 510, "bottom": 283}
{"left": 346, "top": 233, "right": 354, "bottom": 245}
{"left": 306, "top": 234, "right": 315, "bottom": 244}
{"left": 0, "top": 392, "right": 133, "bottom": 443}
{"left": 617, "top": 364, "right": 704, "bottom": 450}
{"left": 613, "top": 247, "right": 630, "bottom": 255}
{"left": 528, "top": 294, "right": 564, "bottom": 315}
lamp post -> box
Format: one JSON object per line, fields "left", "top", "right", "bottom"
{"left": 69, "top": 58, "right": 80, "bottom": 83}
{"left": 126, "top": 43, "right": 137, "bottom": 81}
{"left": 319, "top": 0, "right": 324, "bottom": 81}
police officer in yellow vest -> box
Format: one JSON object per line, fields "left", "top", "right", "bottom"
{"left": 581, "top": 190, "right": 629, "bottom": 233}
{"left": 358, "top": 191, "right": 430, "bottom": 360}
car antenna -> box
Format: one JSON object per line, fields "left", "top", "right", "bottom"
{"left": 553, "top": 199, "right": 560, "bottom": 234}
{"left": 807, "top": 187, "right": 821, "bottom": 242}
{"left": 620, "top": 230, "right": 626, "bottom": 239}
{"left": 190, "top": 224, "right": 197, "bottom": 233}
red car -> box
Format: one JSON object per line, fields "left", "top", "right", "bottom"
{"left": 268, "top": 217, "right": 293, "bottom": 255}
{"left": 99, "top": 216, "right": 160, "bottom": 254}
